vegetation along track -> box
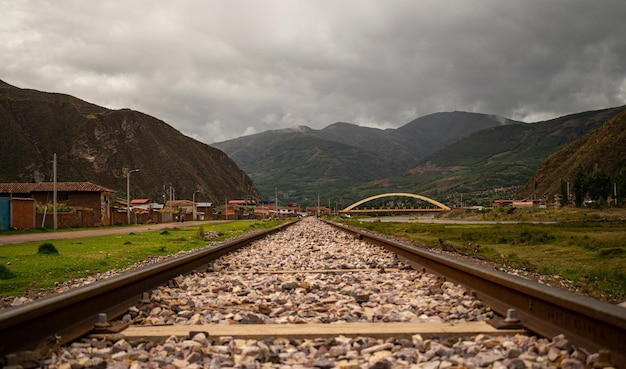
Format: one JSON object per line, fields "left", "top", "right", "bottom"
{"left": 1, "top": 217, "right": 625, "bottom": 368}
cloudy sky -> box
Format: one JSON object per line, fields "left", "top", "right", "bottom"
{"left": 2, "top": 1, "right": 626, "bottom": 143}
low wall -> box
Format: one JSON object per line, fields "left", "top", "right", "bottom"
{"left": 11, "top": 198, "right": 35, "bottom": 229}
{"left": 36, "top": 208, "right": 96, "bottom": 229}
{"left": 112, "top": 209, "right": 164, "bottom": 225}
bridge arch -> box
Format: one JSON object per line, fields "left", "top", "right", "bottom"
{"left": 340, "top": 192, "right": 451, "bottom": 213}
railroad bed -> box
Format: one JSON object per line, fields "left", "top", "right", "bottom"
{"left": 6, "top": 217, "right": 610, "bottom": 369}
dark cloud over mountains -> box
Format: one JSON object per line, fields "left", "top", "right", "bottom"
{"left": 1, "top": 1, "right": 625, "bottom": 143}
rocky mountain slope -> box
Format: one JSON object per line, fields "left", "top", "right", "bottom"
{"left": 0, "top": 80, "right": 258, "bottom": 203}
{"left": 518, "top": 108, "right": 626, "bottom": 202}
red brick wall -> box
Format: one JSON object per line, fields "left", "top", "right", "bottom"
{"left": 33, "top": 191, "right": 112, "bottom": 226}
{"left": 36, "top": 208, "right": 96, "bottom": 228}
{"left": 11, "top": 198, "right": 35, "bottom": 229}
{"left": 112, "top": 209, "right": 163, "bottom": 225}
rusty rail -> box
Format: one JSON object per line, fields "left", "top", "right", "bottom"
{"left": 0, "top": 221, "right": 294, "bottom": 357}
{"left": 327, "top": 220, "right": 626, "bottom": 368}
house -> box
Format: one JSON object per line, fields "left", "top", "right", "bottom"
{"left": 254, "top": 205, "right": 274, "bottom": 219}
{"left": 493, "top": 198, "right": 547, "bottom": 208}
{"left": 228, "top": 199, "right": 256, "bottom": 206}
{"left": 119, "top": 199, "right": 165, "bottom": 225}
{"left": 305, "top": 206, "right": 331, "bottom": 217}
{"left": 195, "top": 202, "right": 213, "bottom": 220}
{"left": 130, "top": 199, "right": 152, "bottom": 210}
{"left": 163, "top": 200, "right": 196, "bottom": 221}
{"left": 0, "top": 182, "right": 116, "bottom": 228}
{"left": 492, "top": 199, "right": 514, "bottom": 207}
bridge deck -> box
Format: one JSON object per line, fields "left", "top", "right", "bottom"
{"left": 339, "top": 208, "right": 444, "bottom": 213}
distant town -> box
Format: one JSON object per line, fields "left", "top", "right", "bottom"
{"left": 0, "top": 181, "right": 331, "bottom": 230}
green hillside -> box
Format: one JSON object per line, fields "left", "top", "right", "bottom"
{"left": 214, "top": 112, "right": 517, "bottom": 205}
{"left": 344, "top": 106, "right": 626, "bottom": 207}
{"left": 518, "top": 109, "right": 626, "bottom": 204}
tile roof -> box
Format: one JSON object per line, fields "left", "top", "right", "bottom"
{"left": 131, "top": 199, "right": 151, "bottom": 204}
{"left": 0, "top": 182, "right": 116, "bottom": 194}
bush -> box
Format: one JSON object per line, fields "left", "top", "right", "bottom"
{"left": 196, "top": 226, "right": 205, "bottom": 240}
{"left": 598, "top": 247, "right": 626, "bottom": 257}
{"left": 38, "top": 243, "right": 59, "bottom": 255}
{"left": 0, "top": 265, "right": 16, "bottom": 280}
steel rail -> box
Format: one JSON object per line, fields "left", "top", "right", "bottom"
{"left": 326, "top": 220, "right": 626, "bottom": 368}
{"left": 0, "top": 221, "right": 295, "bottom": 358}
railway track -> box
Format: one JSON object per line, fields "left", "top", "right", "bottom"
{"left": 1, "top": 218, "right": 625, "bottom": 368}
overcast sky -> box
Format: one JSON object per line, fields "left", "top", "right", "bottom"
{"left": 2, "top": 1, "right": 626, "bottom": 143}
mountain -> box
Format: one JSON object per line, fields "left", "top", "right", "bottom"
{"left": 0, "top": 80, "right": 258, "bottom": 203}
{"left": 397, "top": 106, "right": 626, "bottom": 199}
{"left": 518, "top": 108, "right": 626, "bottom": 201}
{"left": 317, "top": 112, "right": 520, "bottom": 170}
{"left": 213, "top": 112, "right": 517, "bottom": 204}
{"left": 212, "top": 126, "right": 401, "bottom": 202}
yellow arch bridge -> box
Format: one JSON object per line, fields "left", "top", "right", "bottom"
{"left": 339, "top": 192, "right": 451, "bottom": 214}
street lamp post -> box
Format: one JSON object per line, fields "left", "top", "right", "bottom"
{"left": 126, "top": 168, "right": 139, "bottom": 224}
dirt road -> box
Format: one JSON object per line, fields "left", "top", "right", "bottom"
{"left": 0, "top": 221, "right": 210, "bottom": 246}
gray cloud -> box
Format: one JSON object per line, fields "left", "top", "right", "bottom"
{"left": 2, "top": 0, "right": 625, "bottom": 142}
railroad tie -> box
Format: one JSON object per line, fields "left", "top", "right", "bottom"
{"left": 116, "top": 321, "right": 527, "bottom": 341}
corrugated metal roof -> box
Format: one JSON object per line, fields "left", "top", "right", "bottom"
{"left": 0, "top": 182, "right": 116, "bottom": 194}
{"left": 165, "top": 200, "right": 193, "bottom": 208}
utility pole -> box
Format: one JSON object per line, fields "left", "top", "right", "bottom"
{"left": 169, "top": 186, "right": 173, "bottom": 222}
{"left": 53, "top": 153, "right": 57, "bottom": 230}
{"left": 192, "top": 190, "right": 199, "bottom": 220}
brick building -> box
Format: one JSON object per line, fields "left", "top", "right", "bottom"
{"left": 0, "top": 182, "right": 116, "bottom": 228}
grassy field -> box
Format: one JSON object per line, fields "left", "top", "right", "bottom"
{"left": 341, "top": 209, "right": 626, "bottom": 303}
{"left": 0, "top": 220, "right": 284, "bottom": 297}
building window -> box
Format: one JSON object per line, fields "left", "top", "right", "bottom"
{"left": 58, "top": 194, "right": 68, "bottom": 202}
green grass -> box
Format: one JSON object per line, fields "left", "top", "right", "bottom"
{"left": 341, "top": 217, "right": 626, "bottom": 303}
{"left": 0, "top": 220, "right": 283, "bottom": 297}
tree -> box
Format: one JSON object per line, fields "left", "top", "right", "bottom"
{"left": 613, "top": 167, "right": 626, "bottom": 206}
{"left": 560, "top": 179, "right": 569, "bottom": 206}
{"left": 588, "top": 170, "right": 611, "bottom": 206}
{"left": 572, "top": 167, "right": 588, "bottom": 207}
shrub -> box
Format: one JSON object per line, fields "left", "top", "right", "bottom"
{"left": 598, "top": 247, "right": 626, "bottom": 257}
{"left": 38, "top": 243, "right": 59, "bottom": 255}
{"left": 196, "top": 226, "right": 205, "bottom": 240}
{"left": 0, "top": 265, "right": 16, "bottom": 280}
